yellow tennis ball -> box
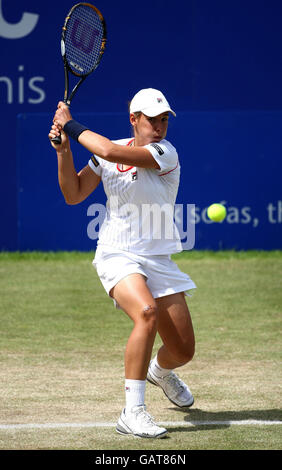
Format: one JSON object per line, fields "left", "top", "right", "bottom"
{"left": 207, "top": 203, "right": 227, "bottom": 222}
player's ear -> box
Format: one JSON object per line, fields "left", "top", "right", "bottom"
{"left": 129, "top": 113, "right": 137, "bottom": 127}
{"left": 129, "top": 112, "right": 142, "bottom": 127}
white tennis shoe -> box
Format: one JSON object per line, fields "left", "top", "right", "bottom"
{"left": 116, "top": 405, "right": 167, "bottom": 439}
{"left": 147, "top": 364, "right": 194, "bottom": 408}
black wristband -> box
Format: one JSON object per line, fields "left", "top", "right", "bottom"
{"left": 63, "top": 119, "right": 89, "bottom": 142}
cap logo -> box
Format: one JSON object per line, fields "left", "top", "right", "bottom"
{"left": 157, "top": 97, "right": 163, "bottom": 103}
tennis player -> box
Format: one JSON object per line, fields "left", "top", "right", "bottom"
{"left": 49, "top": 88, "right": 196, "bottom": 439}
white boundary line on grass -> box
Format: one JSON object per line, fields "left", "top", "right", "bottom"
{"left": 0, "top": 420, "right": 281, "bottom": 430}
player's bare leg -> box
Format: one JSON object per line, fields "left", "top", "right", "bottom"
{"left": 147, "top": 292, "right": 195, "bottom": 407}
{"left": 111, "top": 273, "right": 159, "bottom": 379}
{"left": 156, "top": 292, "right": 195, "bottom": 368}
{"left": 111, "top": 274, "right": 167, "bottom": 438}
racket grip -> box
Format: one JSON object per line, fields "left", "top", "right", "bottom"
{"left": 51, "top": 133, "right": 62, "bottom": 145}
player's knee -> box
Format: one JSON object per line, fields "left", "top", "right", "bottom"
{"left": 173, "top": 342, "right": 195, "bottom": 365}
{"left": 139, "top": 304, "right": 158, "bottom": 332}
{"left": 184, "top": 343, "right": 195, "bottom": 363}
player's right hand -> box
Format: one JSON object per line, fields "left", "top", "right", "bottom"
{"left": 54, "top": 101, "right": 73, "bottom": 129}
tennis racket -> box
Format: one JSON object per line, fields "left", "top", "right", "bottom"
{"left": 52, "top": 2, "right": 106, "bottom": 144}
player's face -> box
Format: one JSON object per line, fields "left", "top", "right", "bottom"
{"left": 130, "top": 112, "right": 169, "bottom": 145}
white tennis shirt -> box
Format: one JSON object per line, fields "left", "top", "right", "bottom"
{"left": 88, "top": 137, "right": 183, "bottom": 255}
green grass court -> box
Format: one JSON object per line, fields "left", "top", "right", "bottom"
{"left": 0, "top": 250, "right": 281, "bottom": 450}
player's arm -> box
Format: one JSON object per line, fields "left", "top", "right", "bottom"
{"left": 49, "top": 123, "right": 101, "bottom": 205}
{"left": 65, "top": 164, "right": 101, "bottom": 205}
{"left": 79, "top": 131, "right": 160, "bottom": 169}
{"left": 53, "top": 102, "right": 160, "bottom": 169}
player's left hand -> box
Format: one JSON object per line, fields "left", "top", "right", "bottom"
{"left": 53, "top": 101, "right": 73, "bottom": 129}
{"left": 48, "top": 122, "right": 70, "bottom": 150}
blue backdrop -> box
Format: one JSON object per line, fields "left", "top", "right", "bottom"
{"left": 1, "top": 0, "right": 282, "bottom": 250}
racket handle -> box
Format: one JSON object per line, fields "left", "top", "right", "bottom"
{"left": 51, "top": 133, "right": 62, "bottom": 145}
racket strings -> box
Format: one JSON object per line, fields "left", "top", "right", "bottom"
{"left": 65, "top": 5, "right": 104, "bottom": 76}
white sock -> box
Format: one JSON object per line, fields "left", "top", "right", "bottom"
{"left": 150, "top": 355, "right": 172, "bottom": 378}
{"left": 125, "top": 379, "right": 146, "bottom": 413}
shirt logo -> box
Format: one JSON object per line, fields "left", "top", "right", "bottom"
{"left": 91, "top": 155, "right": 99, "bottom": 167}
{"left": 132, "top": 170, "right": 138, "bottom": 181}
{"left": 150, "top": 143, "right": 164, "bottom": 156}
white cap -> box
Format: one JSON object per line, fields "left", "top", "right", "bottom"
{"left": 130, "top": 88, "right": 176, "bottom": 117}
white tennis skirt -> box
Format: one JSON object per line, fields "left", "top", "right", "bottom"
{"left": 92, "top": 245, "right": 196, "bottom": 308}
